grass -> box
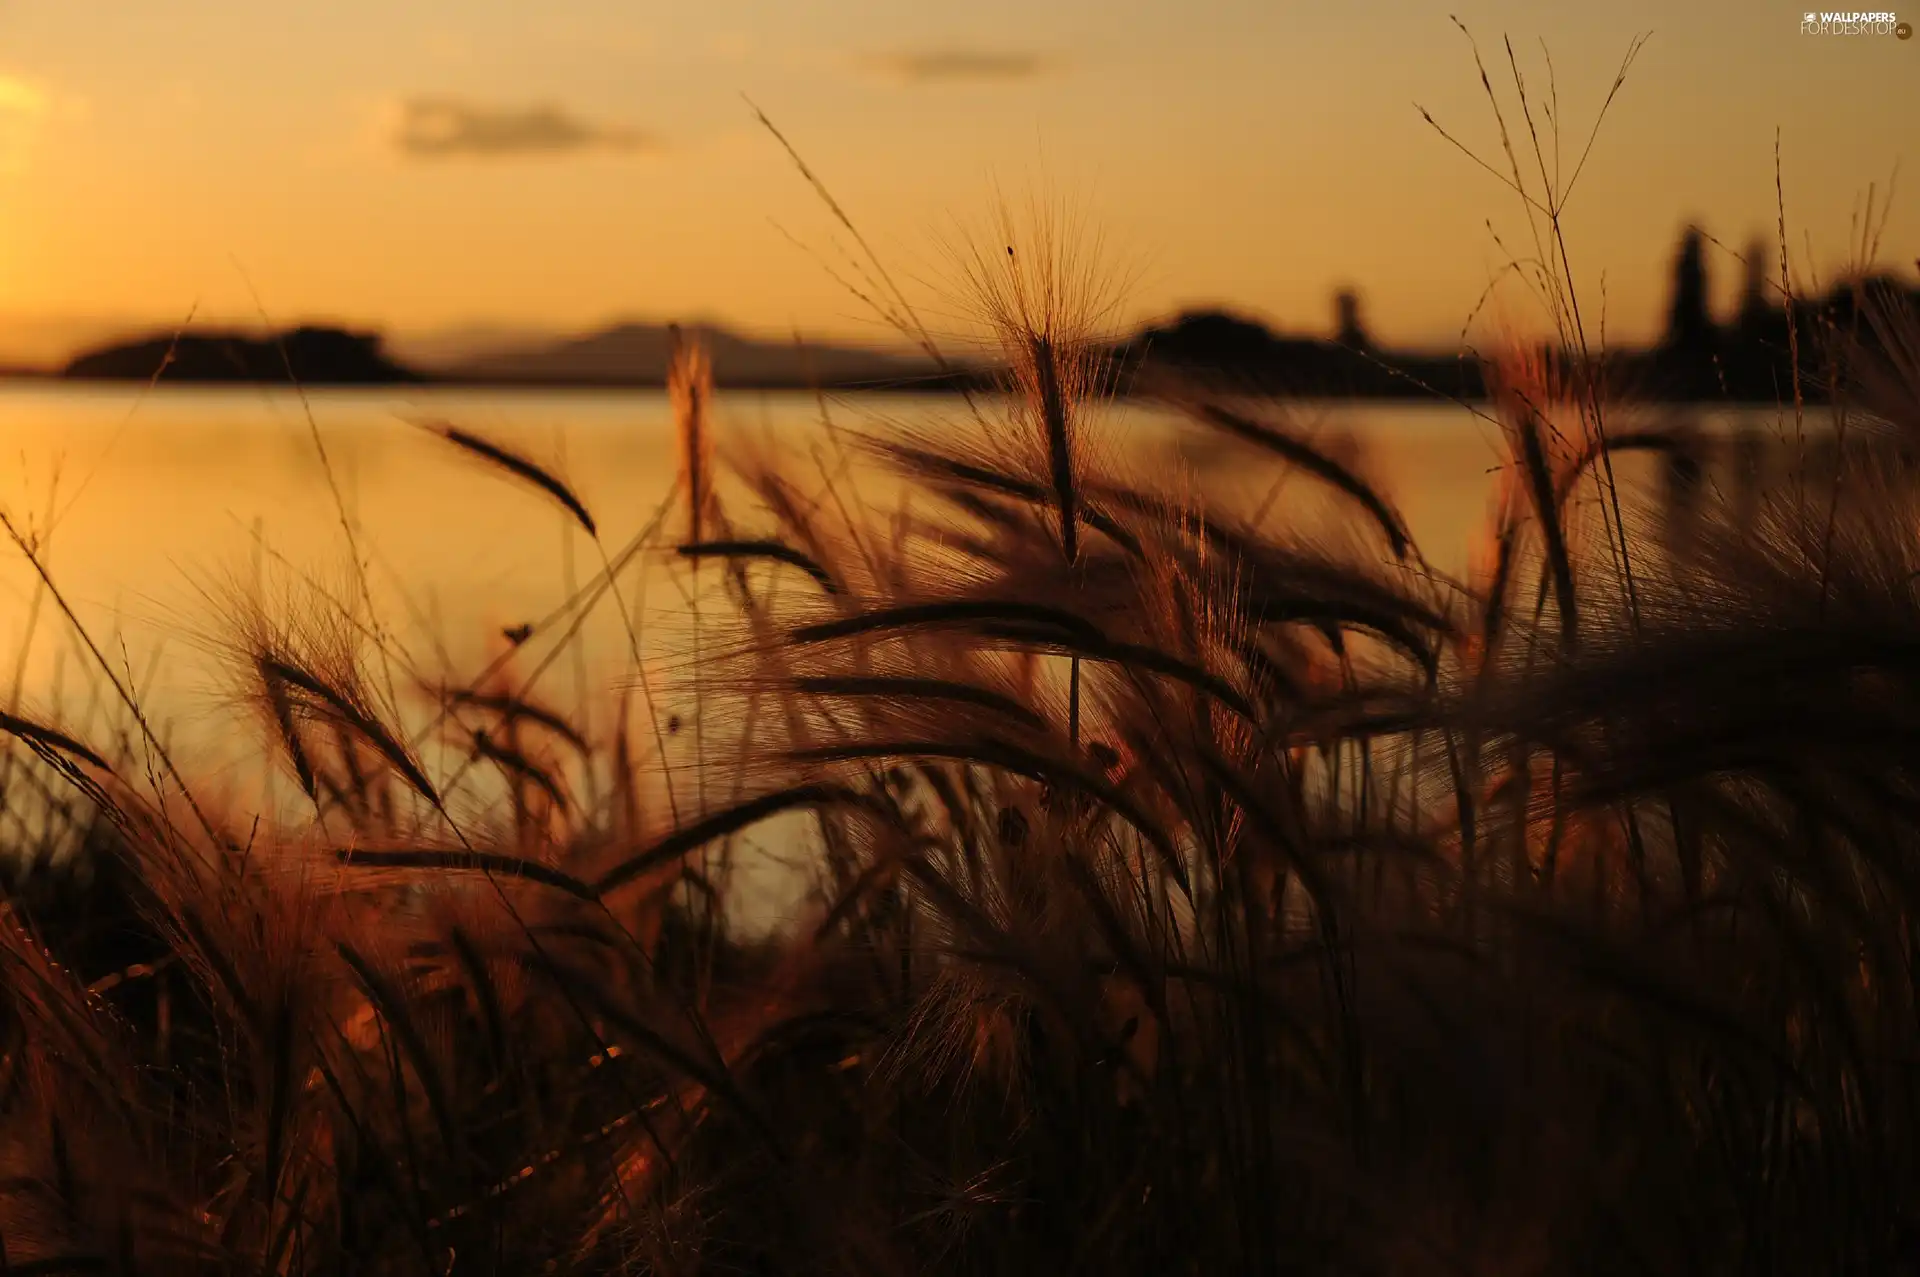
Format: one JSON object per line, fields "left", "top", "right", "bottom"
{"left": 2, "top": 33, "right": 1920, "bottom": 1276}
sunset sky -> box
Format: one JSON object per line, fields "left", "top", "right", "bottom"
{"left": 0, "top": 0, "right": 1912, "bottom": 361}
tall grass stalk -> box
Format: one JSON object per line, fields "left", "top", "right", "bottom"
{"left": 2, "top": 49, "right": 1919, "bottom": 1277}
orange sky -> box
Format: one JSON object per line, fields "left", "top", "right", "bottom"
{"left": 0, "top": 0, "right": 1912, "bottom": 358}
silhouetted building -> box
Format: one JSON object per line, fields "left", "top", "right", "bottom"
{"left": 1663, "top": 224, "right": 1715, "bottom": 355}
{"left": 1334, "top": 288, "right": 1370, "bottom": 349}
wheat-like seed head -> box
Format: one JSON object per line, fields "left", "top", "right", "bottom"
{"left": 669, "top": 323, "right": 717, "bottom": 546}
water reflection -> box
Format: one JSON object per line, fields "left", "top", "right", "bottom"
{"left": 0, "top": 384, "right": 1845, "bottom": 789}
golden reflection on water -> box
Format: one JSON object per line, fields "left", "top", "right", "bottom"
{"left": 0, "top": 382, "right": 1794, "bottom": 800}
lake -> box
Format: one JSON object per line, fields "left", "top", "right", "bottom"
{"left": 0, "top": 381, "right": 1813, "bottom": 808}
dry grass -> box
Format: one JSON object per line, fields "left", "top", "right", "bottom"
{"left": 1, "top": 39, "right": 1919, "bottom": 1277}
{"left": 0, "top": 295, "right": 1910, "bottom": 1275}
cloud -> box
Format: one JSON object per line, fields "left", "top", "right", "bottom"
{"left": 859, "top": 49, "right": 1054, "bottom": 85}
{"left": 392, "top": 97, "right": 657, "bottom": 160}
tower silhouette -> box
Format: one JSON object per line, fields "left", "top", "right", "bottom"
{"left": 1333, "top": 288, "right": 1370, "bottom": 349}
{"left": 1663, "top": 225, "right": 1715, "bottom": 354}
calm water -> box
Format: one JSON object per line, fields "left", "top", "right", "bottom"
{"left": 0, "top": 381, "right": 1801, "bottom": 792}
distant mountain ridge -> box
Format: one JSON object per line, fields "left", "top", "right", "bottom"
{"left": 384, "top": 323, "right": 568, "bottom": 370}
{"left": 439, "top": 321, "right": 946, "bottom": 388}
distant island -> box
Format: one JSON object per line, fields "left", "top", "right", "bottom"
{"left": 44, "top": 226, "right": 1920, "bottom": 404}
{"left": 62, "top": 326, "right": 422, "bottom": 385}
{"left": 1111, "top": 239, "right": 1920, "bottom": 406}
{"left": 1108, "top": 302, "right": 1485, "bottom": 402}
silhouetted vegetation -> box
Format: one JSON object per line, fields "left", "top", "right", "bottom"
{"left": 1113, "top": 241, "right": 1920, "bottom": 405}
{"left": 1639, "top": 224, "right": 1920, "bottom": 402}
{"left": 1113, "top": 305, "right": 1491, "bottom": 400}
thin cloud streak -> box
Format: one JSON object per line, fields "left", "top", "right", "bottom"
{"left": 858, "top": 49, "right": 1056, "bottom": 85}
{"left": 392, "top": 98, "right": 658, "bottom": 160}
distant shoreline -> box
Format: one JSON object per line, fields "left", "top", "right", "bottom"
{"left": 0, "top": 366, "right": 1839, "bottom": 409}
{"left": 28, "top": 275, "right": 1920, "bottom": 408}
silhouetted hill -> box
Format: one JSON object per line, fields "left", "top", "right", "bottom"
{"left": 1111, "top": 310, "right": 1488, "bottom": 401}
{"left": 63, "top": 327, "right": 421, "bottom": 384}
{"left": 442, "top": 322, "right": 954, "bottom": 388}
